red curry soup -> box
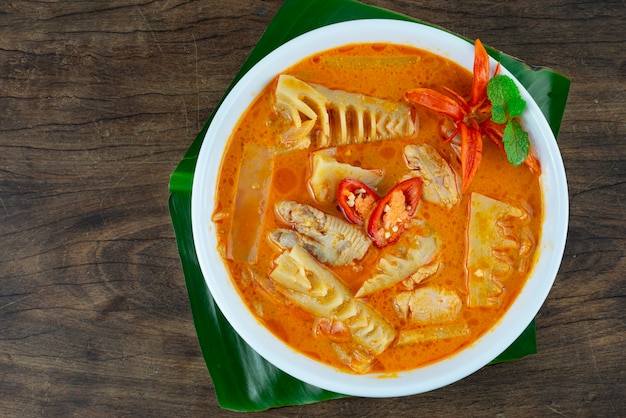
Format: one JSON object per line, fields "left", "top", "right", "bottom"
{"left": 212, "top": 42, "right": 542, "bottom": 374}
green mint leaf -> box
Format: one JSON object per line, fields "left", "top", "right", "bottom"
{"left": 503, "top": 120, "right": 530, "bottom": 166}
{"left": 491, "top": 105, "right": 507, "bottom": 125}
{"left": 507, "top": 95, "right": 526, "bottom": 119}
{"left": 487, "top": 75, "right": 526, "bottom": 123}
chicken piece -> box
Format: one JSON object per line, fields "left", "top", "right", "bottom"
{"left": 466, "top": 193, "right": 534, "bottom": 308}
{"left": 274, "top": 74, "right": 417, "bottom": 149}
{"left": 356, "top": 232, "right": 439, "bottom": 298}
{"left": 274, "top": 201, "right": 371, "bottom": 265}
{"left": 270, "top": 245, "right": 396, "bottom": 373}
{"left": 394, "top": 286, "right": 462, "bottom": 324}
{"left": 404, "top": 144, "right": 460, "bottom": 209}
{"left": 269, "top": 228, "right": 362, "bottom": 267}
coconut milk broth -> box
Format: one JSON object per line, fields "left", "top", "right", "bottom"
{"left": 213, "top": 43, "right": 542, "bottom": 373}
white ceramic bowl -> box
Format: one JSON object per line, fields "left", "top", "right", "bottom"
{"left": 191, "top": 19, "right": 568, "bottom": 397}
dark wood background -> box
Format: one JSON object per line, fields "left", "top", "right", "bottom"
{"left": 1, "top": 0, "right": 624, "bottom": 416}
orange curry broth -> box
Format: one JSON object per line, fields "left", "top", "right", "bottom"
{"left": 212, "top": 43, "right": 543, "bottom": 373}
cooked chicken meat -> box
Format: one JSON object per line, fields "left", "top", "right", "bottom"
{"left": 274, "top": 200, "right": 371, "bottom": 265}
{"left": 404, "top": 144, "right": 460, "bottom": 209}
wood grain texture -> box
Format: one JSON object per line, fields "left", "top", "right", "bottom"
{"left": 0, "top": 0, "right": 624, "bottom": 416}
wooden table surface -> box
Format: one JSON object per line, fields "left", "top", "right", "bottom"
{"left": 1, "top": 0, "right": 624, "bottom": 416}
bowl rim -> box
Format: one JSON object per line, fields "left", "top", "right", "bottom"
{"left": 191, "top": 18, "right": 568, "bottom": 397}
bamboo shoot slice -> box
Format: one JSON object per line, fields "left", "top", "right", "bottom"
{"left": 270, "top": 246, "right": 396, "bottom": 371}
{"left": 466, "top": 193, "right": 531, "bottom": 308}
{"left": 227, "top": 144, "right": 274, "bottom": 263}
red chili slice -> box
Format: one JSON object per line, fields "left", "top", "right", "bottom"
{"left": 337, "top": 178, "right": 380, "bottom": 226}
{"left": 367, "top": 177, "right": 423, "bottom": 248}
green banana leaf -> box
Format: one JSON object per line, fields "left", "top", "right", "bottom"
{"left": 169, "top": 0, "right": 570, "bottom": 412}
